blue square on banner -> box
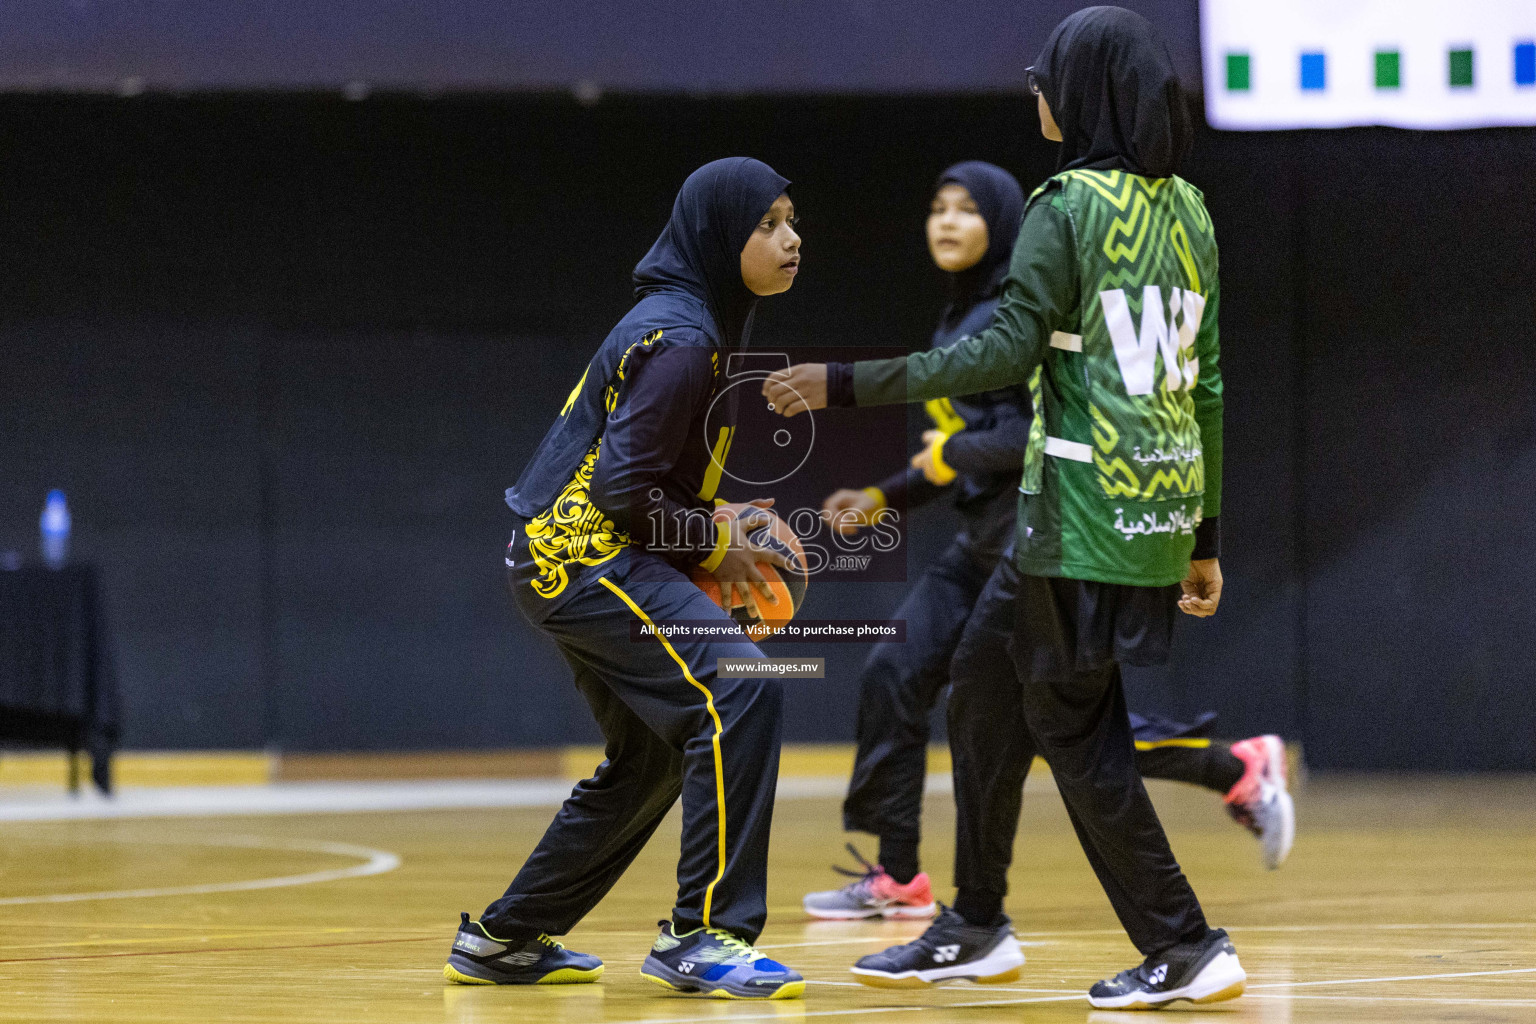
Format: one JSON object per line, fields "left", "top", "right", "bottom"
{"left": 1301, "top": 52, "right": 1326, "bottom": 90}
{"left": 1517, "top": 42, "right": 1536, "bottom": 86}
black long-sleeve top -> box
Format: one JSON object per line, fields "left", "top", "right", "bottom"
{"left": 587, "top": 340, "right": 726, "bottom": 567}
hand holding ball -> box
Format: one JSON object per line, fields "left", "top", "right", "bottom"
{"left": 691, "top": 501, "right": 809, "bottom": 637}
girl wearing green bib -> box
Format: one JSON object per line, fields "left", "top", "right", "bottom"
{"left": 764, "top": 6, "right": 1248, "bottom": 1010}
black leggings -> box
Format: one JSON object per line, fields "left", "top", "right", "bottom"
{"left": 948, "top": 560, "right": 1211, "bottom": 956}
{"left": 843, "top": 545, "right": 1243, "bottom": 884}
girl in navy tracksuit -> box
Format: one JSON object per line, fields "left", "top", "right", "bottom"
{"left": 443, "top": 158, "right": 806, "bottom": 1001}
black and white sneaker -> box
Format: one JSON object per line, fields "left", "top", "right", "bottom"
{"left": 1087, "top": 928, "right": 1245, "bottom": 1009}
{"left": 849, "top": 906, "right": 1024, "bottom": 988}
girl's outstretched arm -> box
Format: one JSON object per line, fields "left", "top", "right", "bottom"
{"left": 763, "top": 195, "right": 1077, "bottom": 414}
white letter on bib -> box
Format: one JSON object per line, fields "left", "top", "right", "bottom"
{"left": 1102, "top": 286, "right": 1167, "bottom": 396}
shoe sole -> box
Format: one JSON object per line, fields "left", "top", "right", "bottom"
{"left": 443, "top": 957, "right": 604, "bottom": 986}
{"left": 804, "top": 901, "right": 937, "bottom": 921}
{"left": 640, "top": 965, "right": 805, "bottom": 1000}
{"left": 850, "top": 937, "right": 1024, "bottom": 988}
{"left": 1087, "top": 951, "right": 1246, "bottom": 1009}
{"left": 1257, "top": 735, "right": 1294, "bottom": 870}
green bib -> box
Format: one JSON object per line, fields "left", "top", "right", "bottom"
{"left": 1015, "top": 169, "right": 1220, "bottom": 587}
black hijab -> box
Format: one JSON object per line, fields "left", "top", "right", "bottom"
{"left": 934, "top": 161, "right": 1025, "bottom": 318}
{"left": 633, "top": 157, "right": 791, "bottom": 348}
{"left": 1032, "top": 6, "right": 1192, "bottom": 179}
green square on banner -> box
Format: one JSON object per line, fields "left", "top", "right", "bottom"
{"left": 1375, "top": 50, "right": 1401, "bottom": 89}
{"left": 1449, "top": 48, "right": 1474, "bottom": 87}
{"left": 1226, "top": 52, "right": 1250, "bottom": 91}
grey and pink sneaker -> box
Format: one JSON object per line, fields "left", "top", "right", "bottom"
{"left": 1225, "top": 735, "right": 1295, "bottom": 870}
{"left": 803, "top": 845, "right": 936, "bottom": 920}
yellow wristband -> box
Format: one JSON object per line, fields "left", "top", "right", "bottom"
{"left": 698, "top": 518, "right": 730, "bottom": 573}
{"left": 860, "top": 486, "right": 887, "bottom": 511}
{"left": 928, "top": 435, "right": 958, "bottom": 485}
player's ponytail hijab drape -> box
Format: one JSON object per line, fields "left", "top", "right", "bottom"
{"left": 1032, "top": 5, "right": 1193, "bottom": 179}
{"left": 632, "top": 157, "right": 791, "bottom": 349}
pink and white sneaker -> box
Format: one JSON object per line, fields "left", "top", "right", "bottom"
{"left": 1225, "top": 735, "right": 1295, "bottom": 870}
{"left": 803, "top": 845, "right": 936, "bottom": 920}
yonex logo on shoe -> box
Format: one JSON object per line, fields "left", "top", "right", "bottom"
{"left": 454, "top": 934, "right": 505, "bottom": 956}
{"left": 1149, "top": 963, "right": 1168, "bottom": 985}
{"left": 678, "top": 961, "right": 695, "bottom": 974}
{"left": 932, "top": 944, "right": 960, "bottom": 963}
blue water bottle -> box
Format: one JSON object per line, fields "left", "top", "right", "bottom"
{"left": 40, "top": 489, "right": 70, "bottom": 569}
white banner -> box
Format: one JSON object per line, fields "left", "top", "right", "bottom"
{"left": 1202, "top": 0, "right": 1536, "bottom": 129}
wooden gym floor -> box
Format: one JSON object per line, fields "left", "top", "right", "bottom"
{"left": 3, "top": 773, "right": 1535, "bottom": 1023}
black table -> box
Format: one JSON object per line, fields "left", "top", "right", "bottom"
{"left": 0, "top": 565, "right": 119, "bottom": 793}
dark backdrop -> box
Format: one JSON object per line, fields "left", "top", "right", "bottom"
{"left": 1, "top": 94, "right": 1532, "bottom": 769}
{"left": 0, "top": 0, "right": 1201, "bottom": 92}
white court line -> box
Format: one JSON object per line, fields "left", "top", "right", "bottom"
{"left": 0, "top": 780, "right": 579, "bottom": 822}
{"left": 0, "top": 835, "right": 399, "bottom": 905}
{"left": 762, "top": 922, "right": 1536, "bottom": 950}
{"left": 803, "top": 964, "right": 1536, "bottom": 997}
{"left": 759, "top": 937, "right": 1049, "bottom": 951}
{"left": 1228, "top": 921, "right": 1536, "bottom": 934}
{"left": 1249, "top": 965, "right": 1536, "bottom": 989}
{"left": 609, "top": 962, "right": 1536, "bottom": 1024}
{"left": 810, "top": 979, "right": 1081, "bottom": 994}
{"left": 758, "top": 937, "right": 904, "bottom": 949}
{"left": 1247, "top": 993, "right": 1536, "bottom": 1007}
{"left": 1012, "top": 920, "right": 1536, "bottom": 937}
{"left": 0, "top": 775, "right": 925, "bottom": 823}
{"left": 606, "top": 991, "right": 1082, "bottom": 1024}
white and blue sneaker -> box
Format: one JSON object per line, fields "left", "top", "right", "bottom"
{"left": 640, "top": 921, "right": 805, "bottom": 999}
{"left": 1088, "top": 928, "right": 1246, "bottom": 1009}
{"left": 443, "top": 912, "right": 603, "bottom": 985}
